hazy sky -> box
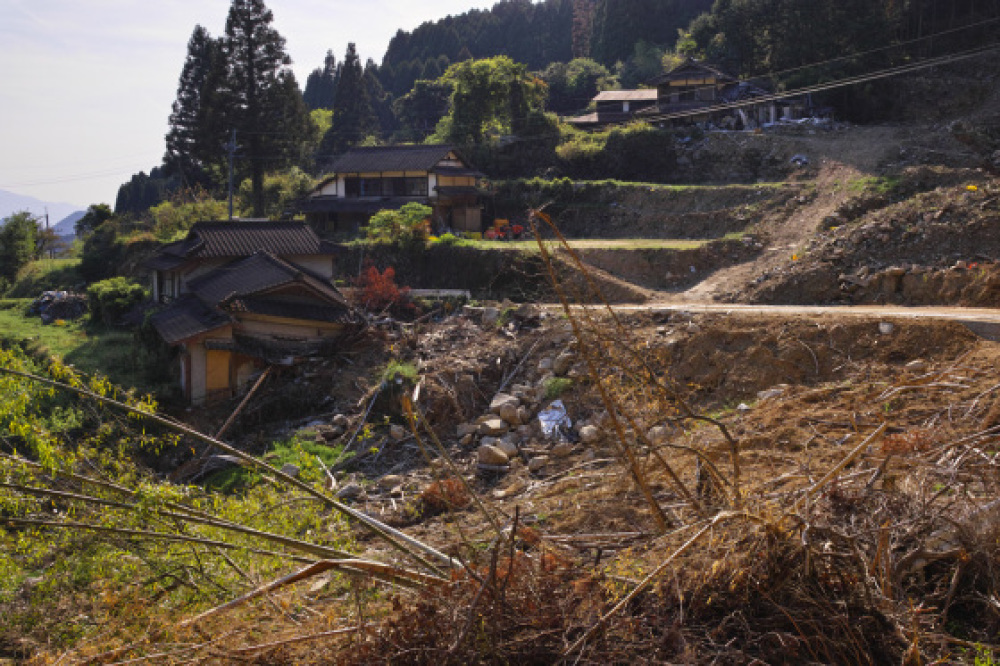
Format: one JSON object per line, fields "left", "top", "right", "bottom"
{"left": 0, "top": 0, "right": 500, "bottom": 209}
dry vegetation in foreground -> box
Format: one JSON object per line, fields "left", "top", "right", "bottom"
{"left": 4, "top": 211, "right": 1000, "bottom": 664}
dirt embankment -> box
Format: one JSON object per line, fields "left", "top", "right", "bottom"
{"left": 507, "top": 183, "right": 800, "bottom": 239}
{"left": 737, "top": 167, "right": 1000, "bottom": 306}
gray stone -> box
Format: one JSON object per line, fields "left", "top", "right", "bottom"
{"left": 491, "top": 393, "right": 520, "bottom": 414}
{"left": 756, "top": 387, "right": 787, "bottom": 401}
{"left": 579, "top": 425, "right": 600, "bottom": 444}
{"left": 647, "top": 426, "right": 672, "bottom": 445}
{"left": 332, "top": 414, "right": 349, "bottom": 428}
{"left": 390, "top": 425, "right": 407, "bottom": 441}
{"left": 379, "top": 474, "right": 404, "bottom": 489}
{"left": 460, "top": 433, "right": 475, "bottom": 447}
{"left": 500, "top": 403, "right": 522, "bottom": 426}
{"left": 478, "top": 445, "right": 510, "bottom": 466}
{"left": 481, "top": 307, "right": 500, "bottom": 326}
{"left": 906, "top": 359, "right": 928, "bottom": 373}
{"left": 553, "top": 351, "right": 575, "bottom": 377}
{"left": 537, "top": 357, "right": 554, "bottom": 372}
{"left": 479, "top": 418, "right": 509, "bottom": 436}
{"left": 457, "top": 423, "right": 479, "bottom": 438}
{"left": 528, "top": 456, "right": 550, "bottom": 472}
{"left": 497, "top": 439, "right": 519, "bottom": 457}
{"left": 336, "top": 483, "right": 365, "bottom": 500}
{"left": 552, "top": 442, "right": 575, "bottom": 458}
{"left": 280, "top": 463, "right": 301, "bottom": 478}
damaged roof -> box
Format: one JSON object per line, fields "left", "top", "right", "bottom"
{"left": 151, "top": 251, "right": 352, "bottom": 345}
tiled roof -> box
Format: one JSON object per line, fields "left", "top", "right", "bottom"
{"left": 153, "top": 251, "right": 352, "bottom": 345}
{"left": 647, "top": 59, "right": 736, "bottom": 86}
{"left": 594, "top": 89, "right": 659, "bottom": 102}
{"left": 328, "top": 145, "right": 460, "bottom": 173}
{"left": 185, "top": 221, "right": 328, "bottom": 258}
{"left": 150, "top": 295, "right": 231, "bottom": 345}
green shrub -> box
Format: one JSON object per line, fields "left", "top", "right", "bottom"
{"left": 87, "top": 277, "right": 148, "bottom": 327}
{"left": 543, "top": 377, "right": 573, "bottom": 399}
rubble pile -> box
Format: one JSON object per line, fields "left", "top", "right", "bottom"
{"left": 27, "top": 291, "right": 88, "bottom": 324}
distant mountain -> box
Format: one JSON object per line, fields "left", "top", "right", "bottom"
{"left": 0, "top": 189, "right": 84, "bottom": 233}
{"left": 52, "top": 211, "right": 85, "bottom": 238}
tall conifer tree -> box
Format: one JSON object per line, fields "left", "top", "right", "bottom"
{"left": 318, "top": 43, "right": 375, "bottom": 161}
{"left": 221, "top": 0, "right": 313, "bottom": 217}
{"left": 165, "top": 25, "right": 226, "bottom": 188}
{"left": 303, "top": 50, "right": 338, "bottom": 110}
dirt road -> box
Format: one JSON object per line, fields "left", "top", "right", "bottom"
{"left": 598, "top": 301, "right": 1000, "bottom": 340}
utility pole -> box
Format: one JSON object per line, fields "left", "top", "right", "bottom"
{"left": 224, "top": 129, "right": 238, "bottom": 221}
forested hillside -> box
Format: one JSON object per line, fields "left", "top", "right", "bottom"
{"left": 377, "top": 0, "right": 713, "bottom": 97}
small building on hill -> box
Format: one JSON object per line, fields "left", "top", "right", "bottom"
{"left": 147, "top": 221, "right": 361, "bottom": 405}
{"left": 570, "top": 59, "right": 794, "bottom": 130}
{"left": 300, "top": 145, "right": 486, "bottom": 236}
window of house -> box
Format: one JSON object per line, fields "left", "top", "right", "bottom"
{"left": 405, "top": 177, "right": 428, "bottom": 196}
{"left": 344, "top": 178, "right": 360, "bottom": 197}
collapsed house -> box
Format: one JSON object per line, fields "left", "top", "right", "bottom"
{"left": 147, "top": 221, "right": 362, "bottom": 405}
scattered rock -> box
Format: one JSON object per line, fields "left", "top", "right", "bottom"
{"left": 280, "top": 463, "right": 301, "bottom": 478}
{"left": 481, "top": 307, "right": 500, "bottom": 326}
{"left": 528, "top": 456, "right": 550, "bottom": 473}
{"left": 552, "top": 442, "right": 575, "bottom": 458}
{"left": 500, "top": 403, "right": 522, "bottom": 426}
{"left": 389, "top": 425, "right": 407, "bottom": 441}
{"left": 906, "top": 359, "right": 929, "bottom": 373}
{"left": 537, "top": 357, "right": 554, "bottom": 372}
{"left": 757, "top": 386, "right": 787, "bottom": 401}
{"left": 647, "top": 426, "right": 672, "bottom": 445}
{"left": 332, "top": 414, "right": 349, "bottom": 428}
{"left": 457, "top": 423, "right": 479, "bottom": 438}
{"left": 496, "top": 438, "right": 519, "bottom": 458}
{"left": 490, "top": 393, "right": 520, "bottom": 414}
{"left": 379, "top": 474, "right": 404, "bottom": 489}
{"left": 336, "top": 483, "right": 365, "bottom": 500}
{"left": 479, "top": 418, "right": 509, "bottom": 436}
{"left": 579, "top": 425, "right": 600, "bottom": 444}
{"left": 553, "top": 351, "right": 575, "bottom": 377}
{"left": 460, "top": 433, "right": 475, "bottom": 447}
{"left": 478, "top": 445, "right": 510, "bottom": 466}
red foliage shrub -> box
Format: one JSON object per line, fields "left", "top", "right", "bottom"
{"left": 352, "top": 264, "right": 414, "bottom": 316}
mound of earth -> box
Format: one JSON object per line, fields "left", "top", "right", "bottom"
{"left": 734, "top": 166, "right": 1000, "bottom": 306}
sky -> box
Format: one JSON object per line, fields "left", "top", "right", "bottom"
{"left": 0, "top": 0, "right": 501, "bottom": 210}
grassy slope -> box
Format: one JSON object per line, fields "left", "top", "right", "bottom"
{"left": 0, "top": 300, "right": 143, "bottom": 389}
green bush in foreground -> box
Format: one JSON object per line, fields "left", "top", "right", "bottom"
{"left": 87, "top": 277, "right": 148, "bottom": 327}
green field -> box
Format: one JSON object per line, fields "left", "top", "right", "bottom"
{"left": 0, "top": 300, "right": 147, "bottom": 389}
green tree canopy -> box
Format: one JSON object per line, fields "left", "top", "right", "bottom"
{"left": 540, "top": 57, "right": 616, "bottom": 114}
{"left": 431, "top": 56, "right": 548, "bottom": 146}
{"left": 75, "top": 204, "right": 114, "bottom": 238}
{"left": 0, "top": 211, "right": 40, "bottom": 282}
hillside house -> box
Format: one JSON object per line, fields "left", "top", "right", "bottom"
{"left": 300, "top": 145, "right": 486, "bottom": 236}
{"left": 570, "top": 59, "right": 796, "bottom": 130}
{"left": 147, "top": 221, "right": 360, "bottom": 405}
{"left": 566, "top": 89, "right": 659, "bottom": 128}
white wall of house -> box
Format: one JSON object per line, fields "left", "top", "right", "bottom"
{"left": 286, "top": 255, "right": 336, "bottom": 280}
